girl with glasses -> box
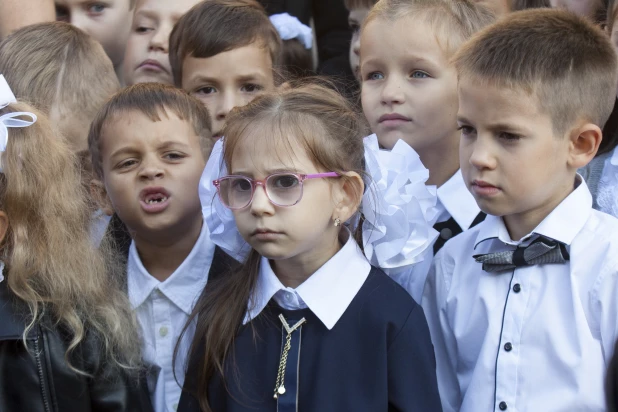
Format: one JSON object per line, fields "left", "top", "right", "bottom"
{"left": 177, "top": 83, "right": 441, "bottom": 412}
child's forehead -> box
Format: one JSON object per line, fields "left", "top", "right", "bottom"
{"left": 182, "top": 44, "right": 275, "bottom": 85}
{"left": 135, "top": 0, "right": 199, "bottom": 19}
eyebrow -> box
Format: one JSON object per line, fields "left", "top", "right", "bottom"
{"left": 230, "top": 167, "right": 303, "bottom": 176}
{"left": 108, "top": 141, "right": 191, "bottom": 160}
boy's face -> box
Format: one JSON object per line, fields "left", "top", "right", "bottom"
{"left": 181, "top": 43, "right": 275, "bottom": 139}
{"left": 458, "top": 78, "right": 576, "bottom": 234}
{"left": 99, "top": 110, "right": 206, "bottom": 240}
{"left": 360, "top": 17, "right": 460, "bottom": 153}
{"left": 55, "top": 0, "right": 132, "bottom": 68}
{"left": 611, "top": 16, "right": 618, "bottom": 97}
{"left": 348, "top": 6, "right": 371, "bottom": 80}
{"left": 123, "top": 0, "right": 200, "bottom": 85}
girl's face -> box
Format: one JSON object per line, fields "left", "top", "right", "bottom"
{"left": 228, "top": 130, "right": 346, "bottom": 272}
{"left": 612, "top": 14, "right": 618, "bottom": 97}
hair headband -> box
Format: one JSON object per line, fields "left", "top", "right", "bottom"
{"left": 199, "top": 135, "right": 439, "bottom": 278}
{"left": 0, "top": 75, "right": 37, "bottom": 172}
{"left": 269, "top": 13, "right": 313, "bottom": 49}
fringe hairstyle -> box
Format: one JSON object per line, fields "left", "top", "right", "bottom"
{"left": 0, "top": 102, "right": 141, "bottom": 372}
{"left": 176, "top": 81, "right": 368, "bottom": 412}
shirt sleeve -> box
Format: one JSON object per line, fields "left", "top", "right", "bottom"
{"left": 590, "top": 261, "right": 618, "bottom": 365}
{"left": 421, "top": 254, "right": 461, "bottom": 412}
{"left": 387, "top": 302, "right": 442, "bottom": 411}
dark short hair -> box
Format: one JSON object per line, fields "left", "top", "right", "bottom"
{"left": 454, "top": 9, "right": 618, "bottom": 135}
{"left": 88, "top": 83, "right": 213, "bottom": 179}
{"left": 169, "top": 0, "right": 281, "bottom": 87}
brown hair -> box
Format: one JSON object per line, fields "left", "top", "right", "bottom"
{"left": 280, "top": 39, "right": 314, "bottom": 79}
{"left": 364, "top": 0, "right": 496, "bottom": 58}
{"left": 344, "top": 0, "right": 378, "bottom": 10}
{"left": 88, "top": 83, "right": 213, "bottom": 180}
{"left": 0, "top": 102, "right": 141, "bottom": 372}
{"left": 454, "top": 8, "right": 618, "bottom": 136}
{"left": 0, "top": 22, "right": 119, "bottom": 153}
{"left": 177, "top": 81, "right": 367, "bottom": 412}
{"left": 169, "top": 0, "right": 282, "bottom": 87}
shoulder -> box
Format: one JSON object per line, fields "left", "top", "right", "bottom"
{"left": 354, "top": 267, "right": 424, "bottom": 332}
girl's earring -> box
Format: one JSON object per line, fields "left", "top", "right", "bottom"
{"left": 334, "top": 218, "right": 341, "bottom": 227}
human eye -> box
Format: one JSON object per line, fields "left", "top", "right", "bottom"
{"left": 498, "top": 132, "right": 521, "bottom": 142}
{"left": 349, "top": 22, "right": 360, "bottom": 34}
{"left": 410, "top": 70, "right": 430, "bottom": 79}
{"left": 241, "top": 83, "right": 264, "bottom": 93}
{"left": 135, "top": 23, "right": 154, "bottom": 33}
{"left": 195, "top": 86, "right": 217, "bottom": 95}
{"left": 86, "top": 2, "right": 107, "bottom": 15}
{"left": 270, "top": 174, "right": 300, "bottom": 190}
{"left": 231, "top": 177, "right": 252, "bottom": 192}
{"left": 163, "top": 152, "right": 185, "bottom": 161}
{"left": 116, "top": 159, "right": 138, "bottom": 170}
{"left": 365, "top": 71, "right": 384, "bottom": 81}
{"left": 457, "top": 125, "right": 476, "bottom": 137}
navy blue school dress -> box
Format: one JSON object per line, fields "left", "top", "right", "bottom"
{"left": 178, "top": 235, "right": 441, "bottom": 412}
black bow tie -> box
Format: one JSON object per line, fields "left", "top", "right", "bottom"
{"left": 473, "top": 235, "right": 570, "bottom": 273}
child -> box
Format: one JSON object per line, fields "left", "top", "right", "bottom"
{"left": 0, "top": 78, "right": 148, "bottom": 411}
{"left": 169, "top": 0, "right": 281, "bottom": 139}
{"left": 55, "top": 0, "right": 134, "bottom": 80}
{"left": 360, "top": 0, "right": 494, "bottom": 255}
{"left": 123, "top": 0, "right": 201, "bottom": 86}
{"left": 345, "top": 0, "right": 377, "bottom": 81}
{"left": 422, "top": 9, "right": 618, "bottom": 411}
{"left": 88, "top": 83, "right": 234, "bottom": 412}
{"left": 177, "top": 83, "right": 441, "bottom": 412}
{"left": 0, "top": 22, "right": 119, "bottom": 153}
{"left": 581, "top": 0, "right": 618, "bottom": 217}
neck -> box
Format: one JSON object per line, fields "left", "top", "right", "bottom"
{"left": 419, "top": 133, "right": 460, "bottom": 187}
{"left": 134, "top": 217, "right": 203, "bottom": 282}
{"left": 271, "top": 230, "right": 341, "bottom": 289}
{"left": 503, "top": 179, "right": 574, "bottom": 241}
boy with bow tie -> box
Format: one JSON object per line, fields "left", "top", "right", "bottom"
{"left": 422, "top": 10, "right": 618, "bottom": 412}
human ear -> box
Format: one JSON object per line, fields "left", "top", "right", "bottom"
{"left": 90, "top": 179, "right": 114, "bottom": 216}
{"left": 332, "top": 172, "right": 364, "bottom": 223}
{"left": 567, "top": 122, "right": 602, "bottom": 169}
{"left": 0, "top": 211, "right": 9, "bottom": 245}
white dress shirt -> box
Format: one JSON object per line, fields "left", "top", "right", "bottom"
{"left": 597, "top": 146, "right": 618, "bottom": 217}
{"left": 422, "top": 178, "right": 618, "bottom": 412}
{"left": 128, "top": 223, "right": 215, "bottom": 412}
{"left": 244, "top": 231, "right": 371, "bottom": 330}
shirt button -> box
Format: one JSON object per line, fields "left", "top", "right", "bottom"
{"left": 504, "top": 342, "right": 513, "bottom": 352}
{"left": 499, "top": 401, "right": 508, "bottom": 410}
{"left": 440, "top": 228, "right": 453, "bottom": 240}
{"left": 159, "top": 326, "right": 168, "bottom": 337}
{"left": 513, "top": 283, "right": 521, "bottom": 293}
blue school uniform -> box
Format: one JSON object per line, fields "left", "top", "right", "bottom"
{"left": 178, "top": 232, "right": 441, "bottom": 412}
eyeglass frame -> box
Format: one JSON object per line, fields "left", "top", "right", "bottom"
{"left": 213, "top": 172, "right": 341, "bottom": 210}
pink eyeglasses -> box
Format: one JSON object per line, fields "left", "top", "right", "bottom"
{"left": 213, "top": 172, "right": 340, "bottom": 209}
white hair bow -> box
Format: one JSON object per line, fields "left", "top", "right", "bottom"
{"left": 0, "top": 75, "right": 37, "bottom": 169}
{"left": 269, "top": 13, "right": 313, "bottom": 49}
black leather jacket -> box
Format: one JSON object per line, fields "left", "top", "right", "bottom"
{"left": 0, "top": 280, "right": 152, "bottom": 412}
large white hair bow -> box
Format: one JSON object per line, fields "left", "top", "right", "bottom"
{"left": 0, "top": 75, "right": 37, "bottom": 160}
{"left": 269, "top": 13, "right": 313, "bottom": 49}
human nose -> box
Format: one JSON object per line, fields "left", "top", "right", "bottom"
{"left": 250, "top": 183, "right": 275, "bottom": 216}
{"left": 215, "top": 90, "right": 241, "bottom": 121}
{"left": 138, "top": 156, "right": 164, "bottom": 180}
{"left": 381, "top": 75, "right": 405, "bottom": 105}
{"left": 467, "top": 135, "right": 496, "bottom": 170}
{"left": 352, "top": 36, "right": 360, "bottom": 58}
{"left": 149, "top": 24, "right": 170, "bottom": 53}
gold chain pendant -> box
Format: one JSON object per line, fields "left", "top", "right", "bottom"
{"left": 273, "top": 314, "right": 306, "bottom": 399}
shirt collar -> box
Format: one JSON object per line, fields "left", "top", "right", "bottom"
{"left": 437, "top": 169, "right": 481, "bottom": 229}
{"left": 244, "top": 230, "right": 371, "bottom": 329}
{"left": 610, "top": 146, "right": 618, "bottom": 167}
{"left": 475, "top": 175, "right": 592, "bottom": 248}
{"left": 128, "top": 222, "right": 215, "bottom": 314}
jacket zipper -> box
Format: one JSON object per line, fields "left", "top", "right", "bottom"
{"left": 33, "top": 336, "right": 52, "bottom": 412}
